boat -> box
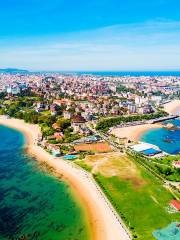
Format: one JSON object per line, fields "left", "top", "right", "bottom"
{"left": 163, "top": 137, "right": 173, "bottom": 143}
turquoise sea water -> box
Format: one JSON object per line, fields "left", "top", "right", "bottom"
{"left": 140, "top": 119, "right": 180, "bottom": 155}
{"left": 0, "top": 125, "right": 90, "bottom": 240}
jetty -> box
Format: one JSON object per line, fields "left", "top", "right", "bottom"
{"left": 148, "top": 115, "right": 179, "bottom": 124}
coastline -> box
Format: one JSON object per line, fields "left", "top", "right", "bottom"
{"left": 111, "top": 123, "right": 162, "bottom": 142}
{"left": 163, "top": 100, "right": 180, "bottom": 115}
{"left": 0, "top": 117, "right": 131, "bottom": 240}
{"left": 111, "top": 99, "right": 180, "bottom": 142}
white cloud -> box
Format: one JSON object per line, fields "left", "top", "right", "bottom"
{"left": 0, "top": 20, "right": 180, "bottom": 70}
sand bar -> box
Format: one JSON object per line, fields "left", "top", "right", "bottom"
{"left": 0, "top": 117, "right": 131, "bottom": 240}
{"left": 111, "top": 123, "right": 162, "bottom": 142}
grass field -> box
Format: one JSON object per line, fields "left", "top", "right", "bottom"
{"left": 74, "top": 142, "right": 112, "bottom": 153}
{"left": 78, "top": 153, "right": 180, "bottom": 239}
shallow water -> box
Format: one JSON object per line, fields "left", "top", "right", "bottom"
{"left": 140, "top": 119, "right": 180, "bottom": 154}
{"left": 0, "top": 125, "right": 90, "bottom": 240}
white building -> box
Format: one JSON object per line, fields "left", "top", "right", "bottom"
{"left": 151, "top": 96, "right": 162, "bottom": 106}
{"left": 7, "top": 86, "right": 21, "bottom": 95}
{"left": 63, "top": 111, "right": 72, "bottom": 119}
{"left": 128, "top": 104, "right": 137, "bottom": 114}
{"left": 135, "top": 96, "right": 148, "bottom": 107}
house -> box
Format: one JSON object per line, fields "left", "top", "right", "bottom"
{"left": 71, "top": 115, "right": 86, "bottom": 133}
{"left": 52, "top": 123, "right": 61, "bottom": 131}
{"left": 63, "top": 111, "right": 72, "bottom": 119}
{"left": 51, "top": 109, "right": 58, "bottom": 116}
{"left": 54, "top": 132, "right": 64, "bottom": 141}
{"left": 50, "top": 104, "right": 57, "bottom": 111}
{"left": 170, "top": 200, "right": 180, "bottom": 211}
{"left": 53, "top": 99, "right": 72, "bottom": 107}
{"left": 172, "top": 161, "right": 180, "bottom": 168}
{"left": 50, "top": 104, "right": 58, "bottom": 116}
{"left": 35, "top": 102, "right": 45, "bottom": 112}
{"left": 48, "top": 145, "right": 61, "bottom": 157}
{"left": 79, "top": 126, "right": 92, "bottom": 136}
{"left": 72, "top": 115, "right": 86, "bottom": 124}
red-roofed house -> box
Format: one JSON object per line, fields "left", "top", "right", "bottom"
{"left": 170, "top": 200, "right": 180, "bottom": 211}
{"left": 52, "top": 123, "right": 61, "bottom": 131}
{"left": 71, "top": 115, "right": 86, "bottom": 133}
{"left": 172, "top": 161, "right": 180, "bottom": 168}
{"left": 53, "top": 99, "right": 72, "bottom": 107}
{"left": 54, "top": 132, "right": 64, "bottom": 141}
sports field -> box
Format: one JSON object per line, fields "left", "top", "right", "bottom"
{"left": 74, "top": 142, "right": 112, "bottom": 153}
{"left": 78, "top": 152, "right": 180, "bottom": 239}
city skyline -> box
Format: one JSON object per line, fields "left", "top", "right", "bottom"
{"left": 1, "top": 0, "right": 180, "bottom": 71}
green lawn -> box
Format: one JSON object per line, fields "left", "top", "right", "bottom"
{"left": 93, "top": 160, "right": 180, "bottom": 240}
{"left": 40, "top": 110, "right": 51, "bottom": 116}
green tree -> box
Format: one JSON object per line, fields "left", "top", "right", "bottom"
{"left": 56, "top": 118, "right": 71, "bottom": 130}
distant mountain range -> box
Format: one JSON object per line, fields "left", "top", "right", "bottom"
{"left": 0, "top": 68, "right": 30, "bottom": 74}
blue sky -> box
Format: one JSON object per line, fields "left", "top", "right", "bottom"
{"left": 0, "top": 0, "right": 180, "bottom": 71}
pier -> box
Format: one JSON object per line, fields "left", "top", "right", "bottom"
{"left": 149, "top": 115, "right": 179, "bottom": 124}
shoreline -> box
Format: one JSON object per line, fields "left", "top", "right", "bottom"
{"left": 111, "top": 123, "right": 162, "bottom": 142}
{"left": 163, "top": 100, "right": 180, "bottom": 115}
{"left": 0, "top": 117, "right": 131, "bottom": 240}
{"left": 111, "top": 99, "right": 180, "bottom": 142}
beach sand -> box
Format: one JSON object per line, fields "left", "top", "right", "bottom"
{"left": 112, "top": 99, "right": 180, "bottom": 142}
{"left": 163, "top": 100, "right": 180, "bottom": 115}
{"left": 111, "top": 123, "right": 162, "bottom": 142}
{"left": 0, "top": 117, "right": 131, "bottom": 240}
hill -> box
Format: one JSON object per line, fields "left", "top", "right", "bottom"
{"left": 0, "top": 68, "right": 29, "bottom": 74}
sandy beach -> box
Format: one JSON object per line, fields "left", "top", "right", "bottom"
{"left": 111, "top": 123, "right": 162, "bottom": 142}
{"left": 163, "top": 100, "right": 180, "bottom": 115}
{"left": 0, "top": 117, "right": 131, "bottom": 240}
{"left": 111, "top": 99, "right": 180, "bottom": 142}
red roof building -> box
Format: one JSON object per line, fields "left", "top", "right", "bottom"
{"left": 54, "top": 132, "right": 64, "bottom": 140}
{"left": 53, "top": 99, "right": 72, "bottom": 106}
{"left": 172, "top": 161, "right": 180, "bottom": 168}
{"left": 52, "top": 123, "right": 61, "bottom": 131}
{"left": 72, "top": 115, "right": 86, "bottom": 124}
{"left": 170, "top": 200, "right": 180, "bottom": 211}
